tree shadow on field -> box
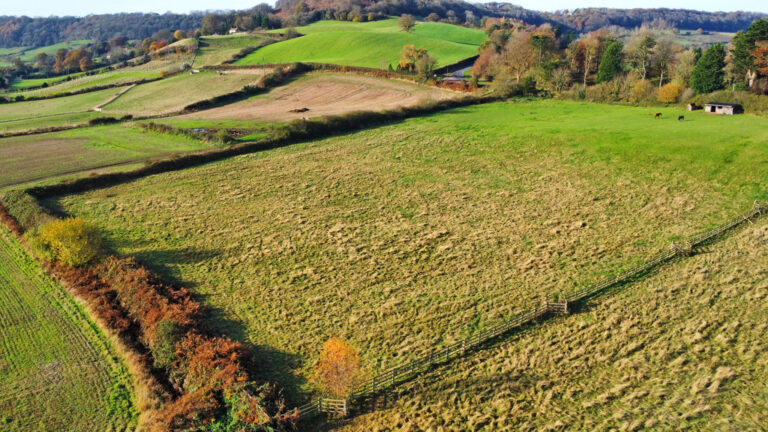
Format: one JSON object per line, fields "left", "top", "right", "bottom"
{"left": 200, "top": 303, "right": 308, "bottom": 403}
{"left": 128, "top": 246, "right": 310, "bottom": 403}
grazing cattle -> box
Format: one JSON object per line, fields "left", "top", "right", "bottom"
{"left": 678, "top": 115, "right": 685, "bottom": 121}
{"left": 654, "top": 112, "right": 662, "bottom": 119}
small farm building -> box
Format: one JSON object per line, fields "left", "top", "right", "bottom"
{"left": 705, "top": 102, "right": 743, "bottom": 115}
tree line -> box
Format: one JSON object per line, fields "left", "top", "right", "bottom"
{"left": 0, "top": 13, "right": 202, "bottom": 48}
{"left": 2, "top": 1, "right": 764, "bottom": 49}
{"left": 470, "top": 18, "right": 768, "bottom": 103}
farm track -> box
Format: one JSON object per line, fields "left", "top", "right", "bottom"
{"left": 93, "top": 83, "right": 137, "bottom": 111}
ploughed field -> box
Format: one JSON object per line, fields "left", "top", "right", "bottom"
{"left": 0, "top": 227, "right": 135, "bottom": 430}
{"left": 163, "top": 72, "right": 459, "bottom": 128}
{"left": 238, "top": 19, "right": 485, "bottom": 68}
{"left": 0, "top": 124, "right": 212, "bottom": 188}
{"left": 51, "top": 100, "right": 768, "bottom": 403}
{"left": 334, "top": 216, "right": 768, "bottom": 431}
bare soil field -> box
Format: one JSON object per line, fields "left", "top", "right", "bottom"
{"left": 171, "top": 72, "right": 459, "bottom": 124}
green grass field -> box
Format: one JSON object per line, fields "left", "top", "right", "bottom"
{"left": 238, "top": 19, "right": 485, "bottom": 68}
{"left": 17, "top": 40, "right": 92, "bottom": 62}
{"left": 0, "top": 124, "right": 213, "bottom": 188}
{"left": 13, "top": 53, "right": 194, "bottom": 98}
{"left": 51, "top": 100, "right": 768, "bottom": 404}
{"left": 194, "top": 34, "right": 276, "bottom": 67}
{"left": 0, "top": 87, "right": 121, "bottom": 123}
{"left": 0, "top": 87, "right": 126, "bottom": 134}
{"left": 100, "top": 70, "right": 265, "bottom": 116}
{"left": 0, "top": 40, "right": 92, "bottom": 66}
{"left": 0, "top": 226, "right": 135, "bottom": 431}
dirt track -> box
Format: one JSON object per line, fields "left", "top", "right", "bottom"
{"left": 176, "top": 72, "right": 460, "bottom": 122}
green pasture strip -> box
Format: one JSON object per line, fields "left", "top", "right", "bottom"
{"left": 0, "top": 227, "right": 135, "bottom": 430}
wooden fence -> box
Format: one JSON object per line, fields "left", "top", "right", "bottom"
{"left": 288, "top": 201, "right": 766, "bottom": 421}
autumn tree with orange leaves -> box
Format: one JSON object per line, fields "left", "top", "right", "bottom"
{"left": 315, "top": 338, "right": 362, "bottom": 397}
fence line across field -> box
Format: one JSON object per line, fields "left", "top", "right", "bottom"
{"left": 291, "top": 201, "right": 766, "bottom": 420}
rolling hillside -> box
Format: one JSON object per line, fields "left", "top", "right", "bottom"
{"left": 238, "top": 19, "right": 485, "bottom": 68}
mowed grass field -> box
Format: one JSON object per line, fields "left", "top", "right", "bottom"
{"left": 163, "top": 72, "right": 459, "bottom": 128}
{"left": 238, "top": 19, "right": 485, "bottom": 68}
{"left": 335, "top": 216, "right": 768, "bottom": 431}
{"left": 52, "top": 101, "right": 768, "bottom": 402}
{"left": 0, "top": 124, "right": 212, "bottom": 188}
{"left": 100, "top": 70, "right": 266, "bottom": 116}
{"left": 0, "top": 227, "right": 135, "bottom": 431}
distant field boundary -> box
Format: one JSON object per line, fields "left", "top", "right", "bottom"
{"left": 0, "top": 77, "right": 166, "bottom": 104}
{"left": 23, "top": 94, "right": 496, "bottom": 199}
{"left": 204, "top": 62, "right": 477, "bottom": 92}
{"left": 289, "top": 201, "right": 767, "bottom": 421}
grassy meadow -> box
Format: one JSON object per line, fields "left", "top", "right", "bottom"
{"left": 0, "top": 87, "right": 126, "bottom": 134}
{"left": 334, "top": 216, "right": 768, "bottom": 431}
{"left": 0, "top": 124, "right": 212, "bottom": 188}
{"left": 194, "top": 34, "right": 277, "bottom": 67}
{"left": 0, "top": 226, "right": 135, "bottom": 431}
{"left": 100, "top": 70, "right": 266, "bottom": 116}
{"left": 51, "top": 100, "right": 768, "bottom": 403}
{"left": 0, "top": 87, "right": 122, "bottom": 122}
{"left": 238, "top": 19, "right": 485, "bottom": 68}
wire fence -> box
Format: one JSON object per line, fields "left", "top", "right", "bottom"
{"left": 291, "top": 201, "right": 766, "bottom": 420}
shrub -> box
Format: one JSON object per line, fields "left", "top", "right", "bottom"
{"left": 658, "top": 82, "right": 683, "bottom": 103}
{"left": 315, "top": 338, "right": 362, "bottom": 397}
{"left": 585, "top": 79, "right": 626, "bottom": 103}
{"left": 490, "top": 72, "right": 523, "bottom": 98}
{"left": 1, "top": 191, "right": 55, "bottom": 231}
{"left": 151, "top": 319, "right": 183, "bottom": 369}
{"left": 29, "top": 217, "right": 102, "bottom": 267}
{"left": 215, "top": 129, "right": 233, "bottom": 144}
{"left": 680, "top": 87, "right": 695, "bottom": 103}
{"left": 630, "top": 79, "right": 656, "bottom": 104}
{"left": 88, "top": 117, "right": 119, "bottom": 126}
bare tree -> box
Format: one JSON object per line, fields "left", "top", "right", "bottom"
{"left": 398, "top": 14, "right": 416, "bottom": 32}
{"left": 501, "top": 31, "right": 536, "bottom": 82}
{"left": 626, "top": 31, "right": 657, "bottom": 79}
